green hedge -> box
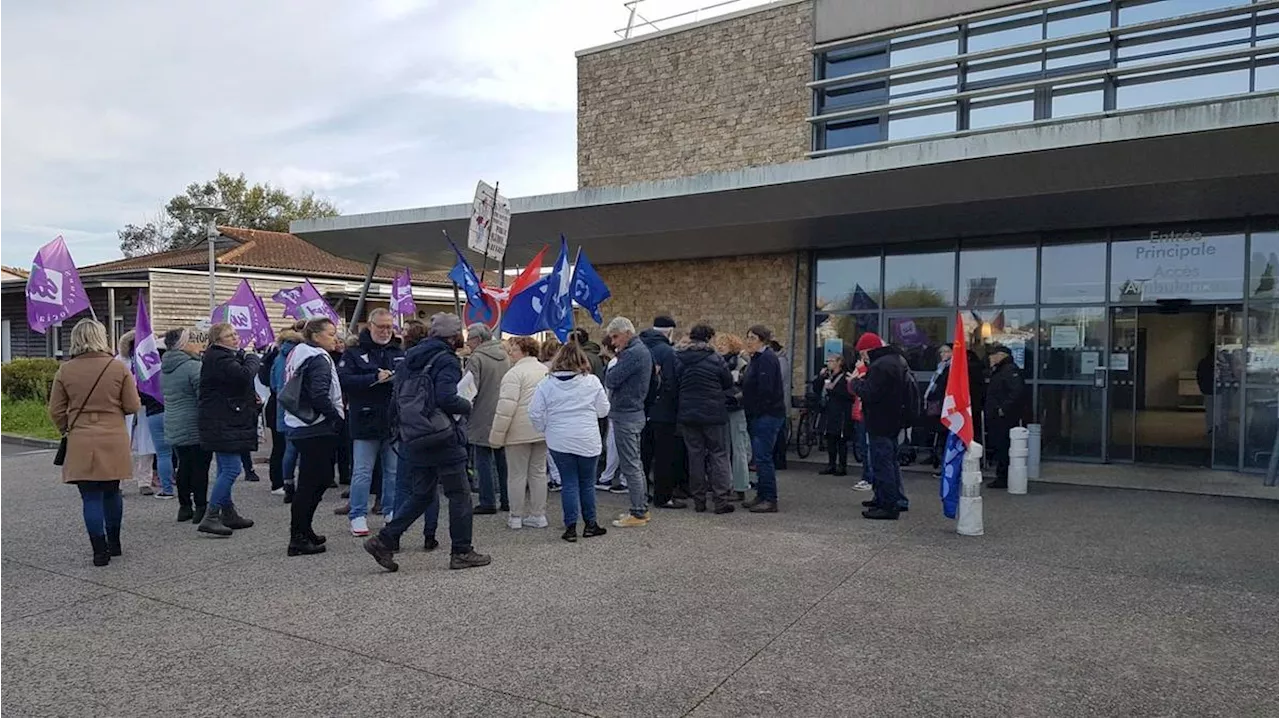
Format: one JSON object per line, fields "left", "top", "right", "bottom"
{"left": 2, "top": 358, "right": 61, "bottom": 401}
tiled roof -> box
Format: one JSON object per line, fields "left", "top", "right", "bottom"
{"left": 1, "top": 265, "right": 30, "bottom": 278}
{"left": 80, "top": 226, "right": 451, "bottom": 284}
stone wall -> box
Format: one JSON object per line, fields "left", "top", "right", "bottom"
{"left": 577, "top": 0, "right": 813, "bottom": 188}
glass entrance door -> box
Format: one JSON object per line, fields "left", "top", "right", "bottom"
{"left": 1107, "top": 307, "right": 1138, "bottom": 462}
{"left": 1210, "top": 305, "right": 1245, "bottom": 470}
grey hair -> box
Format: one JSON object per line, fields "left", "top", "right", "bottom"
{"left": 605, "top": 317, "right": 636, "bottom": 335}
{"left": 466, "top": 323, "right": 493, "bottom": 342}
{"left": 368, "top": 307, "right": 393, "bottom": 323}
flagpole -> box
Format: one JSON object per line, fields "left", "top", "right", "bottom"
{"left": 476, "top": 181, "right": 498, "bottom": 287}
{"left": 570, "top": 246, "right": 582, "bottom": 331}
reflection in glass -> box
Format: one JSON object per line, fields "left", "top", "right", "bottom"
{"left": 1042, "top": 243, "right": 1107, "bottom": 302}
{"left": 1052, "top": 86, "right": 1105, "bottom": 117}
{"left": 1047, "top": 1, "right": 1111, "bottom": 38}
{"left": 1118, "top": 0, "right": 1243, "bottom": 27}
{"left": 1038, "top": 384, "right": 1105, "bottom": 459}
{"left": 888, "top": 108, "right": 958, "bottom": 140}
{"left": 884, "top": 251, "right": 955, "bottom": 308}
{"left": 968, "top": 12, "right": 1043, "bottom": 52}
{"left": 959, "top": 246, "right": 1036, "bottom": 306}
{"left": 1110, "top": 232, "right": 1246, "bottom": 301}
{"left": 1243, "top": 386, "right": 1278, "bottom": 471}
{"left": 824, "top": 118, "right": 883, "bottom": 149}
{"left": 1118, "top": 21, "right": 1251, "bottom": 64}
{"left": 824, "top": 47, "right": 889, "bottom": 79}
{"left": 891, "top": 35, "right": 959, "bottom": 67}
{"left": 962, "top": 308, "right": 1036, "bottom": 373}
{"left": 885, "top": 314, "right": 950, "bottom": 372}
{"left": 813, "top": 313, "right": 880, "bottom": 376}
{"left": 815, "top": 256, "right": 881, "bottom": 311}
{"left": 1038, "top": 307, "right": 1107, "bottom": 380}
{"left": 1249, "top": 231, "right": 1278, "bottom": 300}
{"left": 969, "top": 94, "right": 1036, "bottom": 129}
{"left": 1245, "top": 301, "right": 1278, "bottom": 386}
{"left": 1255, "top": 60, "right": 1279, "bottom": 93}
{"left": 1115, "top": 67, "right": 1251, "bottom": 111}
{"left": 1211, "top": 306, "right": 1245, "bottom": 470}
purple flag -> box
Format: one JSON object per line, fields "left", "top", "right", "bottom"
{"left": 391, "top": 268, "right": 415, "bottom": 318}
{"left": 272, "top": 285, "right": 306, "bottom": 317}
{"left": 211, "top": 279, "right": 275, "bottom": 349}
{"left": 294, "top": 279, "right": 341, "bottom": 326}
{"left": 26, "top": 236, "right": 92, "bottom": 334}
{"left": 132, "top": 291, "right": 163, "bottom": 401}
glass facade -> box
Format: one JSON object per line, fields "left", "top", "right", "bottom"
{"left": 811, "top": 0, "right": 1279, "bottom": 154}
{"left": 810, "top": 220, "right": 1279, "bottom": 474}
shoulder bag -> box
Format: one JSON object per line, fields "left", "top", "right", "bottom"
{"left": 54, "top": 358, "right": 115, "bottom": 466}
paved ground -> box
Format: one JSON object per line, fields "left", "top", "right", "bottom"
{"left": 2, "top": 440, "right": 1276, "bottom": 717}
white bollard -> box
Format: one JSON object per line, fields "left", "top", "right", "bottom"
{"left": 1027, "top": 424, "right": 1042, "bottom": 479}
{"left": 957, "top": 441, "right": 985, "bottom": 536}
{"left": 1007, "top": 426, "right": 1029, "bottom": 495}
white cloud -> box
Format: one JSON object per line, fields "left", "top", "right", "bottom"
{"left": 0, "top": 0, "right": 768, "bottom": 267}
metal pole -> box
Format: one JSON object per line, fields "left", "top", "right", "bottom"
{"left": 351, "top": 253, "right": 381, "bottom": 330}
{"left": 453, "top": 282, "right": 463, "bottom": 319}
{"left": 207, "top": 219, "right": 217, "bottom": 313}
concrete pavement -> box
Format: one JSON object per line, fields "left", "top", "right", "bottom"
{"left": 2, "top": 441, "right": 1276, "bottom": 717}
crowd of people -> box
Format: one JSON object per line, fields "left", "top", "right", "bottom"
{"left": 49, "top": 307, "right": 1018, "bottom": 570}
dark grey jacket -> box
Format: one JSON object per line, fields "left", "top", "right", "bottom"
{"left": 161, "top": 349, "right": 202, "bottom": 447}
{"left": 604, "top": 336, "right": 653, "bottom": 418}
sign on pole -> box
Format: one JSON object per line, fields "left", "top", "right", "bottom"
{"left": 466, "top": 180, "right": 511, "bottom": 262}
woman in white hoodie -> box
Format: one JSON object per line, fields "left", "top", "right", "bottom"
{"left": 529, "top": 342, "right": 611, "bottom": 542}
{"left": 489, "top": 336, "right": 549, "bottom": 530}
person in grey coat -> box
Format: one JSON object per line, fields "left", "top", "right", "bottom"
{"left": 465, "top": 324, "right": 512, "bottom": 513}
{"left": 604, "top": 317, "right": 654, "bottom": 527}
{"left": 161, "top": 327, "right": 210, "bottom": 523}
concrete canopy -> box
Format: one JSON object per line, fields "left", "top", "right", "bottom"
{"left": 291, "top": 95, "right": 1278, "bottom": 272}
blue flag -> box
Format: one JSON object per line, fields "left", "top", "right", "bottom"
{"left": 447, "top": 239, "right": 484, "bottom": 306}
{"left": 570, "top": 248, "right": 610, "bottom": 324}
{"left": 539, "top": 237, "right": 574, "bottom": 342}
{"left": 502, "top": 276, "right": 551, "bottom": 336}
{"left": 940, "top": 432, "right": 964, "bottom": 519}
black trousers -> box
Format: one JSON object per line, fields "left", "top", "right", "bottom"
{"left": 336, "top": 422, "right": 353, "bottom": 484}
{"left": 650, "top": 421, "right": 686, "bottom": 504}
{"left": 987, "top": 417, "right": 1013, "bottom": 482}
{"left": 291, "top": 436, "right": 335, "bottom": 537}
{"left": 826, "top": 433, "right": 848, "bottom": 471}
{"left": 174, "top": 444, "right": 212, "bottom": 509}
{"left": 266, "top": 396, "right": 286, "bottom": 490}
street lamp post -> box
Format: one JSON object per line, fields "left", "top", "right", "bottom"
{"left": 193, "top": 206, "right": 228, "bottom": 313}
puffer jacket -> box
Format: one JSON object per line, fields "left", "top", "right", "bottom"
{"left": 489, "top": 355, "right": 548, "bottom": 447}
{"left": 161, "top": 349, "right": 202, "bottom": 447}
{"left": 399, "top": 337, "right": 471, "bottom": 468}
{"left": 198, "top": 343, "right": 261, "bottom": 453}
{"left": 639, "top": 329, "right": 677, "bottom": 422}
{"left": 674, "top": 341, "right": 732, "bottom": 425}
{"left": 465, "top": 339, "right": 511, "bottom": 447}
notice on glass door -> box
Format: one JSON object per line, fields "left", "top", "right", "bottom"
{"left": 1080, "top": 351, "right": 1099, "bottom": 375}
{"left": 1109, "top": 353, "right": 1130, "bottom": 371}
{"left": 1051, "top": 325, "right": 1082, "bottom": 349}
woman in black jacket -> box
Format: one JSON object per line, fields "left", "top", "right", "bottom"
{"left": 674, "top": 323, "right": 735, "bottom": 513}
{"left": 281, "top": 318, "right": 345, "bottom": 556}
{"left": 815, "top": 352, "right": 855, "bottom": 476}
{"left": 196, "top": 322, "right": 261, "bottom": 537}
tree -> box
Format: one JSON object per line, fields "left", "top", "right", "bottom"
{"left": 118, "top": 172, "right": 340, "bottom": 256}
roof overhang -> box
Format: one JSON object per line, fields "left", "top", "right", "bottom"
{"left": 292, "top": 95, "right": 1279, "bottom": 272}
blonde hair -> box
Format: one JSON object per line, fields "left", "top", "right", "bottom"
{"left": 70, "top": 319, "right": 112, "bottom": 357}
{"left": 209, "top": 322, "right": 238, "bottom": 347}
{"left": 539, "top": 337, "right": 561, "bottom": 363}
{"left": 551, "top": 342, "right": 592, "bottom": 374}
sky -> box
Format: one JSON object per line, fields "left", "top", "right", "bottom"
{"left": 1, "top": 0, "right": 771, "bottom": 269}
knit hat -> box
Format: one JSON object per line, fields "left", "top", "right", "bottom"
{"left": 854, "top": 333, "right": 884, "bottom": 353}
{"left": 428, "top": 312, "right": 463, "bottom": 339}
{"left": 653, "top": 315, "right": 677, "bottom": 329}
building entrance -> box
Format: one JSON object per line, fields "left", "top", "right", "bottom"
{"left": 1108, "top": 305, "right": 1243, "bottom": 469}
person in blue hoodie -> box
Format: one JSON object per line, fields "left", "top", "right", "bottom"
{"left": 338, "top": 308, "right": 405, "bottom": 537}
{"left": 269, "top": 321, "right": 305, "bottom": 504}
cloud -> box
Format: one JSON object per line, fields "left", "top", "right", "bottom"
{"left": 0, "top": 0, "right": 624, "bottom": 267}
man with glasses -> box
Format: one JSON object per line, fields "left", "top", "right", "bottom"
{"left": 338, "top": 308, "right": 405, "bottom": 537}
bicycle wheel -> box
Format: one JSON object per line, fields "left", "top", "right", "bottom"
{"left": 795, "top": 413, "right": 813, "bottom": 458}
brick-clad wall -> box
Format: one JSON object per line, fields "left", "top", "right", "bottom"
{"left": 577, "top": 0, "right": 813, "bottom": 188}
{"left": 578, "top": 251, "right": 812, "bottom": 399}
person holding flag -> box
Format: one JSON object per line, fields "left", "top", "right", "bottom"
{"left": 939, "top": 313, "right": 974, "bottom": 519}
{"left": 133, "top": 292, "right": 174, "bottom": 500}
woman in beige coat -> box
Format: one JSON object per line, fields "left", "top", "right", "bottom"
{"left": 48, "top": 319, "right": 142, "bottom": 566}
{"left": 489, "top": 335, "right": 549, "bottom": 530}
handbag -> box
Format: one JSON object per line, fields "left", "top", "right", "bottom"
{"left": 54, "top": 358, "right": 114, "bottom": 467}
{"left": 279, "top": 367, "right": 317, "bottom": 424}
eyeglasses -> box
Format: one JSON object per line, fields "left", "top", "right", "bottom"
{"left": 372, "top": 323, "right": 394, "bottom": 331}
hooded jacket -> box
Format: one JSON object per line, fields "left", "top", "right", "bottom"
{"left": 399, "top": 337, "right": 471, "bottom": 467}
{"left": 269, "top": 330, "right": 303, "bottom": 432}
{"left": 338, "top": 328, "right": 405, "bottom": 440}
{"left": 489, "top": 355, "right": 548, "bottom": 447}
{"left": 161, "top": 349, "right": 202, "bottom": 447}
{"left": 198, "top": 343, "right": 261, "bottom": 453}
{"left": 528, "top": 371, "right": 610, "bottom": 456}
{"left": 465, "top": 339, "right": 511, "bottom": 446}
{"left": 285, "top": 342, "right": 345, "bottom": 439}
{"left": 674, "top": 341, "right": 733, "bottom": 426}
{"left": 639, "top": 328, "right": 678, "bottom": 422}
{"left": 851, "top": 345, "right": 909, "bottom": 438}
{"left": 984, "top": 354, "right": 1027, "bottom": 426}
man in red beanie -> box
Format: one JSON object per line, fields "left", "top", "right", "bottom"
{"left": 850, "top": 332, "right": 909, "bottom": 520}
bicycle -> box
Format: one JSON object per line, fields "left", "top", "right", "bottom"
{"left": 792, "top": 394, "right": 821, "bottom": 459}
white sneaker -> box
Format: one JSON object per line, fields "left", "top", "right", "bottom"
{"left": 507, "top": 516, "right": 523, "bottom": 530}
{"left": 522, "top": 514, "right": 548, "bottom": 529}
{"left": 350, "top": 516, "right": 370, "bottom": 536}
{"left": 852, "top": 480, "right": 873, "bottom": 492}
{"left": 270, "top": 487, "right": 285, "bottom": 496}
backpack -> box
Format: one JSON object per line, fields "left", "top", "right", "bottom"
{"left": 899, "top": 357, "right": 923, "bottom": 430}
{"left": 392, "top": 353, "right": 456, "bottom": 451}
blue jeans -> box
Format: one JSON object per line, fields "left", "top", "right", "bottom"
{"left": 283, "top": 438, "right": 298, "bottom": 485}
{"left": 350, "top": 438, "right": 398, "bottom": 520}
{"left": 613, "top": 412, "right": 647, "bottom": 517}
{"left": 210, "top": 452, "right": 241, "bottom": 508}
{"left": 77, "top": 481, "right": 122, "bottom": 537}
{"left": 473, "top": 445, "right": 508, "bottom": 510}
{"left": 145, "top": 413, "right": 174, "bottom": 494}
{"left": 868, "top": 435, "right": 904, "bottom": 511}
{"left": 748, "top": 415, "right": 784, "bottom": 502}
{"left": 379, "top": 454, "right": 472, "bottom": 555}
{"left": 552, "top": 450, "right": 599, "bottom": 527}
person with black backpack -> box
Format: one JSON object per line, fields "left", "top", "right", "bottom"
{"left": 364, "top": 313, "right": 491, "bottom": 572}
{"left": 850, "top": 333, "right": 912, "bottom": 521}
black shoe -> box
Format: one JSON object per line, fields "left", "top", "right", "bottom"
{"left": 450, "top": 551, "right": 492, "bottom": 570}
{"left": 673, "top": 487, "right": 691, "bottom": 500}
{"left": 562, "top": 524, "right": 578, "bottom": 543}
{"left": 474, "top": 505, "right": 498, "bottom": 515}
{"left": 693, "top": 501, "right": 707, "bottom": 513}
{"left": 283, "top": 485, "right": 294, "bottom": 504}
{"left": 656, "top": 499, "right": 687, "bottom": 510}
{"left": 735, "top": 491, "right": 746, "bottom": 502}
{"left": 333, "top": 502, "right": 351, "bottom": 515}
{"left": 862, "top": 507, "right": 900, "bottom": 520}
{"left": 221, "top": 502, "right": 254, "bottom": 530}
{"left": 499, "top": 503, "right": 511, "bottom": 511}
{"left": 196, "top": 506, "right": 232, "bottom": 537}
{"left": 90, "top": 535, "right": 110, "bottom": 567}
{"left": 364, "top": 537, "right": 399, "bottom": 572}
{"left": 713, "top": 504, "right": 735, "bottom": 515}
{"left": 833, "top": 469, "right": 848, "bottom": 477}
{"left": 749, "top": 501, "right": 778, "bottom": 513}
{"left": 176, "top": 505, "right": 194, "bottom": 522}
{"left": 340, "top": 489, "right": 351, "bottom": 499}
{"left": 330, "top": 479, "right": 342, "bottom": 489}
{"left": 423, "top": 537, "right": 439, "bottom": 552}
{"left": 862, "top": 499, "right": 877, "bottom": 508}
{"left": 372, "top": 498, "right": 383, "bottom": 515}
{"left": 743, "top": 495, "right": 763, "bottom": 509}
{"left": 306, "top": 530, "right": 327, "bottom": 545}
{"left": 818, "top": 467, "right": 837, "bottom": 475}
{"left": 287, "top": 534, "right": 326, "bottom": 556}
{"left": 244, "top": 471, "right": 261, "bottom": 483}
{"left": 582, "top": 521, "right": 608, "bottom": 538}
{"left": 897, "top": 503, "right": 910, "bottom": 513}
{"left": 989, "top": 480, "right": 1008, "bottom": 489}
{"left": 192, "top": 505, "right": 207, "bottom": 525}
{"left": 106, "top": 527, "right": 122, "bottom": 557}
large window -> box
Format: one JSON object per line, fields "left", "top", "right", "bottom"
{"left": 1110, "top": 230, "right": 1247, "bottom": 302}
{"left": 811, "top": 0, "right": 1279, "bottom": 154}
{"left": 883, "top": 250, "right": 955, "bottom": 308}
